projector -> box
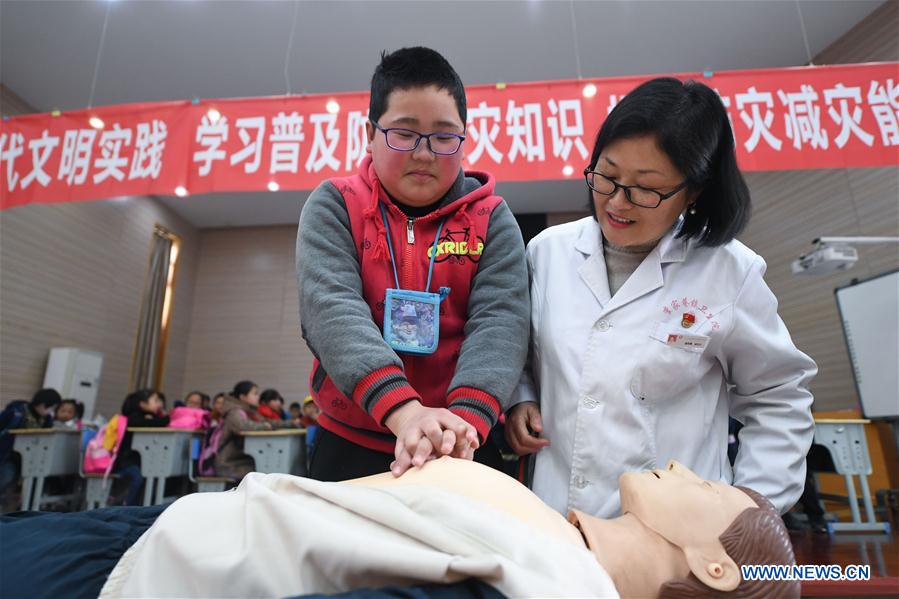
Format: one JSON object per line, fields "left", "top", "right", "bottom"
{"left": 791, "top": 244, "right": 858, "bottom": 275}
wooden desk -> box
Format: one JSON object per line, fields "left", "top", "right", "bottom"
{"left": 239, "top": 429, "right": 307, "bottom": 476}
{"left": 814, "top": 418, "right": 891, "bottom": 534}
{"left": 128, "top": 428, "right": 202, "bottom": 506}
{"left": 10, "top": 429, "right": 81, "bottom": 510}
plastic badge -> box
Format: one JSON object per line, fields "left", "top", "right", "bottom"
{"left": 383, "top": 288, "right": 446, "bottom": 355}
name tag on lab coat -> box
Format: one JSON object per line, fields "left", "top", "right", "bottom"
{"left": 665, "top": 333, "right": 709, "bottom": 351}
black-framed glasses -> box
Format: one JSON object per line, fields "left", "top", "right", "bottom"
{"left": 371, "top": 121, "right": 465, "bottom": 156}
{"left": 584, "top": 168, "right": 688, "bottom": 209}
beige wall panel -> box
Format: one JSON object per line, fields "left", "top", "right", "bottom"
{"left": 0, "top": 199, "right": 199, "bottom": 416}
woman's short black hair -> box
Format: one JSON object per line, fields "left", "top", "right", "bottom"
{"left": 121, "top": 389, "right": 158, "bottom": 416}
{"left": 587, "top": 77, "right": 751, "bottom": 247}
{"left": 232, "top": 380, "right": 256, "bottom": 399}
{"left": 369, "top": 47, "right": 467, "bottom": 126}
{"left": 259, "top": 388, "right": 283, "bottom": 405}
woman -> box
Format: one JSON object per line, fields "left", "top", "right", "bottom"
{"left": 507, "top": 77, "right": 816, "bottom": 519}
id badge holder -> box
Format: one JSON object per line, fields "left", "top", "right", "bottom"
{"left": 383, "top": 287, "right": 449, "bottom": 355}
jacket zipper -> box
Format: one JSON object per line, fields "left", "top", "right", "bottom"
{"left": 402, "top": 217, "right": 415, "bottom": 290}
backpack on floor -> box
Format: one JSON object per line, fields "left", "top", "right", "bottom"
{"left": 83, "top": 414, "right": 128, "bottom": 477}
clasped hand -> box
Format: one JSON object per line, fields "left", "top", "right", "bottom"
{"left": 384, "top": 401, "right": 479, "bottom": 477}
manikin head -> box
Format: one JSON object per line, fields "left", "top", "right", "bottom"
{"left": 573, "top": 460, "right": 798, "bottom": 598}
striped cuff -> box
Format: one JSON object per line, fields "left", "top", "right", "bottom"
{"left": 447, "top": 386, "right": 500, "bottom": 443}
{"left": 352, "top": 365, "right": 420, "bottom": 426}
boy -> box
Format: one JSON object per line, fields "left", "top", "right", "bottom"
{"left": 297, "top": 47, "right": 528, "bottom": 481}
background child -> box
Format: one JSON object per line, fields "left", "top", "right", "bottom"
{"left": 258, "top": 389, "right": 286, "bottom": 421}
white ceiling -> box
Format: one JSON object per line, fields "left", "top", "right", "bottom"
{"left": 1, "top": 0, "right": 885, "bottom": 228}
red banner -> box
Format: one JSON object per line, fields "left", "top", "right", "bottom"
{"left": 1, "top": 63, "right": 897, "bottom": 210}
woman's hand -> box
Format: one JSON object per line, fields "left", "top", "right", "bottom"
{"left": 505, "top": 401, "right": 550, "bottom": 456}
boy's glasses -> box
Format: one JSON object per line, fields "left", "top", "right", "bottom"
{"left": 371, "top": 121, "right": 465, "bottom": 155}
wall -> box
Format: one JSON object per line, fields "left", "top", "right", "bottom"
{"left": 181, "top": 225, "right": 310, "bottom": 404}
{"left": 0, "top": 198, "right": 199, "bottom": 416}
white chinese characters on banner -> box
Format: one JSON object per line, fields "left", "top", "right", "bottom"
{"left": 270, "top": 112, "right": 305, "bottom": 174}
{"left": 230, "top": 117, "right": 265, "bottom": 174}
{"left": 867, "top": 79, "right": 899, "bottom": 147}
{"left": 20, "top": 130, "right": 60, "bottom": 189}
{"left": 506, "top": 101, "right": 545, "bottom": 163}
{"left": 58, "top": 129, "right": 97, "bottom": 186}
{"left": 466, "top": 101, "right": 504, "bottom": 165}
{"left": 547, "top": 99, "right": 589, "bottom": 162}
{"left": 345, "top": 110, "right": 369, "bottom": 170}
{"left": 824, "top": 84, "right": 874, "bottom": 148}
{"left": 736, "top": 87, "right": 783, "bottom": 152}
{"left": 306, "top": 113, "right": 341, "bottom": 173}
{"left": 1, "top": 132, "right": 25, "bottom": 191}
{"left": 778, "top": 85, "right": 829, "bottom": 150}
{"left": 129, "top": 120, "right": 168, "bottom": 180}
{"left": 194, "top": 115, "right": 229, "bottom": 176}
{"left": 93, "top": 124, "right": 133, "bottom": 184}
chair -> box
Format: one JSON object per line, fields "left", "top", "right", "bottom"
{"left": 187, "top": 437, "right": 233, "bottom": 493}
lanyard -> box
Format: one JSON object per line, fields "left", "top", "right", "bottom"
{"left": 379, "top": 202, "right": 446, "bottom": 293}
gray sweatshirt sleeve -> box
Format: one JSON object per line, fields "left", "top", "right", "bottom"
{"left": 448, "top": 200, "right": 530, "bottom": 421}
{"left": 296, "top": 181, "right": 407, "bottom": 401}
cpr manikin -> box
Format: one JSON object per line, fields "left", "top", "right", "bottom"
{"left": 101, "top": 458, "right": 797, "bottom": 598}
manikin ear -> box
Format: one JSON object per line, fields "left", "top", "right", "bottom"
{"left": 684, "top": 545, "right": 741, "bottom": 591}
{"left": 365, "top": 121, "right": 374, "bottom": 153}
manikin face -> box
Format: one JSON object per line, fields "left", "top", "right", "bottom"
{"left": 620, "top": 460, "right": 756, "bottom": 546}
{"left": 592, "top": 135, "right": 695, "bottom": 247}
{"left": 366, "top": 85, "right": 465, "bottom": 207}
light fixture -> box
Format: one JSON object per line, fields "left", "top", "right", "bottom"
{"left": 562, "top": 165, "right": 575, "bottom": 177}
{"left": 206, "top": 108, "right": 221, "bottom": 123}
{"left": 267, "top": 181, "right": 280, "bottom": 192}
{"left": 174, "top": 186, "right": 188, "bottom": 197}
{"left": 89, "top": 116, "right": 105, "bottom": 129}
{"left": 582, "top": 83, "right": 597, "bottom": 98}
{"left": 326, "top": 100, "right": 340, "bottom": 114}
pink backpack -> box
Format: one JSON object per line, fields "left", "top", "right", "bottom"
{"left": 83, "top": 414, "right": 128, "bottom": 477}
{"left": 168, "top": 406, "right": 211, "bottom": 430}
{"left": 198, "top": 424, "right": 226, "bottom": 476}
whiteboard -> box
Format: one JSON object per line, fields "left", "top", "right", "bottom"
{"left": 835, "top": 270, "right": 899, "bottom": 419}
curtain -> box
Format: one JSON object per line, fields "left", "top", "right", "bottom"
{"left": 132, "top": 231, "right": 173, "bottom": 390}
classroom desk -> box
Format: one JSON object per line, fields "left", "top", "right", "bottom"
{"left": 813, "top": 418, "right": 891, "bottom": 534}
{"left": 11, "top": 428, "right": 81, "bottom": 510}
{"left": 128, "top": 428, "right": 202, "bottom": 506}
{"left": 239, "top": 429, "right": 307, "bottom": 476}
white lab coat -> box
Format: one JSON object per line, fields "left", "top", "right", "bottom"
{"left": 514, "top": 217, "right": 816, "bottom": 518}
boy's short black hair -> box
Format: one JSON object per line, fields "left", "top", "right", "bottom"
{"left": 369, "top": 47, "right": 467, "bottom": 126}
{"left": 587, "top": 77, "right": 751, "bottom": 247}
{"left": 31, "top": 388, "right": 61, "bottom": 408}
{"left": 289, "top": 402, "right": 301, "bottom": 410}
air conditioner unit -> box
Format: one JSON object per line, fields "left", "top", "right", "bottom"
{"left": 43, "top": 348, "right": 103, "bottom": 420}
